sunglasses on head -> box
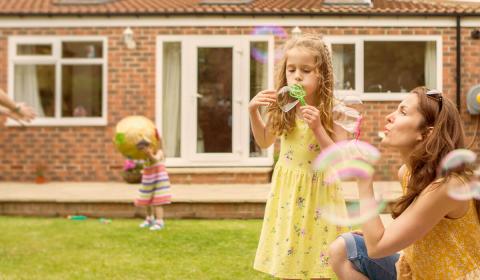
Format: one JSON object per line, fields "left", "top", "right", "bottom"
{"left": 425, "top": 89, "right": 443, "bottom": 111}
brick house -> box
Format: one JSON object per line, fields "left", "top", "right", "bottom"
{"left": 0, "top": 0, "right": 479, "bottom": 183}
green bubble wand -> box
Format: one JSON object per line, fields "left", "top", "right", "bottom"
{"left": 278, "top": 84, "right": 307, "bottom": 112}
{"left": 288, "top": 84, "right": 306, "bottom": 106}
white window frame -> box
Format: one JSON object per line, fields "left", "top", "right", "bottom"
{"left": 156, "top": 35, "right": 274, "bottom": 167}
{"left": 324, "top": 35, "right": 442, "bottom": 101}
{"left": 7, "top": 36, "right": 108, "bottom": 126}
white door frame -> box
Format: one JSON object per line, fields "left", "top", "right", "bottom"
{"left": 183, "top": 37, "right": 244, "bottom": 162}
{"left": 156, "top": 35, "right": 274, "bottom": 167}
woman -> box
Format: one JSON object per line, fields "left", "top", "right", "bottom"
{"left": 328, "top": 86, "right": 480, "bottom": 279}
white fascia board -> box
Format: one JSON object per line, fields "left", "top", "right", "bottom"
{"left": 0, "top": 16, "right": 461, "bottom": 28}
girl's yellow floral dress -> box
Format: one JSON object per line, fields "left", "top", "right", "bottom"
{"left": 254, "top": 119, "right": 348, "bottom": 279}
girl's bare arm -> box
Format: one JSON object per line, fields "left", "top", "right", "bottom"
{"left": 249, "top": 90, "right": 277, "bottom": 148}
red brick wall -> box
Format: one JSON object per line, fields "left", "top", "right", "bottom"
{"left": 0, "top": 25, "right": 478, "bottom": 182}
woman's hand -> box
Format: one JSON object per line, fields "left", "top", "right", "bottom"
{"left": 9, "top": 103, "right": 36, "bottom": 122}
{"left": 14, "top": 103, "right": 37, "bottom": 122}
{"left": 248, "top": 90, "right": 276, "bottom": 113}
{"left": 300, "top": 105, "right": 323, "bottom": 132}
{"left": 351, "top": 230, "right": 363, "bottom": 236}
{"left": 357, "top": 175, "right": 375, "bottom": 191}
{"left": 1, "top": 102, "right": 36, "bottom": 125}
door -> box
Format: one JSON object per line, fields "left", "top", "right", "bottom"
{"left": 182, "top": 38, "right": 247, "bottom": 163}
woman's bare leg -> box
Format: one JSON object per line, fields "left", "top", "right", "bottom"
{"left": 328, "top": 237, "right": 368, "bottom": 280}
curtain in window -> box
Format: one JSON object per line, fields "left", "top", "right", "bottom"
{"left": 14, "top": 65, "right": 45, "bottom": 117}
{"left": 424, "top": 42, "right": 437, "bottom": 89}
{"left": 333, "top": 45, "right": 345, "bottom": 90}
{"left": 162, "top": 43, "right": 181, "bottom": 158}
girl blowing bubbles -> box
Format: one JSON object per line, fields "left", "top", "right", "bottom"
{"left": 250, "top": 34, "right": 349, "bottom": 280}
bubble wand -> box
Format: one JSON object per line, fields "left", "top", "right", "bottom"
{"left": 288, "top": 84, "right": 307, "bottom": 106}
{"left": 354, "top": 116, "right": 363, "bottom": 141}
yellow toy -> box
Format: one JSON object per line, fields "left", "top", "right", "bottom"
{"left": 114, "top": 116, "right": 160, "bottom": 160}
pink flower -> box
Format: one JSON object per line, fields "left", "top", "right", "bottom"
{"left": 123, "top": 159, "right": 136, "bottom": 171}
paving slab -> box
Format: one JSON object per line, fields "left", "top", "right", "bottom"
{"left": 0, "top": 181, "right": 402, "bottom": 203}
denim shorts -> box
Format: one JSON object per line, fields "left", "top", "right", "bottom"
{"left": 340, "top": 232, "right": 399, "bottom": 280}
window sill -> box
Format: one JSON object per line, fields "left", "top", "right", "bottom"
{"left": 5, "top": 117, "right": 107, "bottom": 127}
{"left": 335, "top": 92, "right": 410, "bottom": 101}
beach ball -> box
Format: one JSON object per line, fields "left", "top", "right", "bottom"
{"left": 114, "top": 115, "right": 160, "bottom": 160}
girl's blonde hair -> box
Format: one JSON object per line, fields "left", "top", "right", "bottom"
{"left": 267, "top": 34, "right": 335, "bottom": 137}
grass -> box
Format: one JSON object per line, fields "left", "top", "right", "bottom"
{"left": 0, "top": 217, "right": 272, "bottom": 280}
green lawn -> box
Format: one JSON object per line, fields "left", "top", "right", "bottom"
{"left": 0, "top": 217, "right": 272, "bottom": 280}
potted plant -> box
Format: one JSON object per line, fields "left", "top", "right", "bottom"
{"left": 35, "top": 164, "right": 46, "bottom": 184}
{"left": 121, "top": 159, "right": 144, "bottom": 184}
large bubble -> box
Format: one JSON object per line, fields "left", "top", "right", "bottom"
{"left": 439, "top": 149, "right": 480, "bottom": 201}
{"left": 313, "top": 140, "right": 386, "bottom": 226}
{"left": 251, "top": 26, "right": 287, "bottom": 63}
{"left": 320, "top": 194, "right": 388, "bottom": 227}
{"left": 333, "top": 95, "right": 363, "bottom": 137}
{"left": 313, "top": 140, "right": 380, "bottom": 173}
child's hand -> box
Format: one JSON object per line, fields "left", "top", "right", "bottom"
{"left": 249, "top": 90, "right": 277, "bottom": 113}
{"left": 156, "top": 150, "right": 165, "bottom": 162}
{"left": 138, "top": 145, "right": 156, "bottom": 161}
{"left": 300, "top": 105, "right": 322, "bottom": 131}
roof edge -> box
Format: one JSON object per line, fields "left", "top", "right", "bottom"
{"left": 0, "top": 11, "right": 479, "bottom": 17}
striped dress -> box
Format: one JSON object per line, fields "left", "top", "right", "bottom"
{"left": 135, "top": 161, "right": 172, "bottom": 206}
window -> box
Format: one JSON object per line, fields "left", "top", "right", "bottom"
{"left": 364, "top": 41, "right": 436, "bottom": 93}
{"left": 326, "top": 36, "right": 441, "bottom": 100}
{"left": 9, "top": 37, "right": 107, "bottom": 125}
{"left": 332, "top": 44, "right": 355, "bottom": 91}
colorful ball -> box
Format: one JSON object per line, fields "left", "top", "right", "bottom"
{"left": 113, "top": 116, "right": 159, "bottom": 160}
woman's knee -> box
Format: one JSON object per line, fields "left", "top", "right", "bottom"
{"left": 328, "top": 237, "right": 347, "bottom": 267}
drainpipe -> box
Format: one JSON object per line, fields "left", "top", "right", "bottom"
{"left": 456, "top": 15, "right": 462, "bottom": 111}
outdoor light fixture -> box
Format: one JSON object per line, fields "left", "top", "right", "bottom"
{"left": 471, "top": 29, "right": 480, "bottom": 40}
{"left": 123, "top": 27, "right": 136, "bottom": 49}
{"left": 292, "top": 26, "right": 302, "bottom": 38}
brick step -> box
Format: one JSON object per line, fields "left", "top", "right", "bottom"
{"left": 0, "top": 201, "right": 265, "bottom": 219}
{"left": 0, "top": 182, "right": 402, "bottom": 219}
{"left": 168, "top": 167, "right": 272, "bottom": 184}
{"left": 0, "top": 200, "right": 397, "bottom": 219}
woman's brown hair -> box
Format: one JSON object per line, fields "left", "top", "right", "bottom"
{"left": 391, "top": 86, "right": 480, "bottom": 220}
{"left": 266, "top": 34, "right": 335, "bottom": 137}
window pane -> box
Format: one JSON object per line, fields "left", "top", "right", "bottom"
{"left": 17, "top": 44, "right": 52, "bottom": 56}
{"left": 332, "top": 44, "right": 355, "bottom": 90}
{"left": 62, "top": 65, "right": 102, "bottom": 117}
{"left": 62, "top": 42, "right": 103, "bottom": 58}
{"left": 364, "top": 41, "right": 436, "bottom": 93}
{"left": 162, "top": 42, "right": 181, "bottom": 158}
{"left": 14, "top": 65, "right": 55, "bottom": 117}
{"left": 250, "top": 41, "right": 269, "bottom": 157}
{"left": 197, "top": 47, "right": 232, "bottom": 153}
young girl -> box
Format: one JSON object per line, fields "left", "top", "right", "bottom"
{"left": 136, "top": 139, "right": 171, "bottom": 231}
{"left": 249, "top": 34, "right": 349, "bottom": 279}
{"left": 328, "top": 87, "right": 480, "bottom": 279}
